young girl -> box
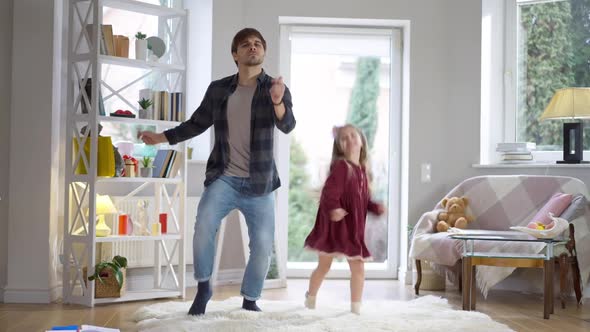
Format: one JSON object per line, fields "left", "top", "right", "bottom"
{"left": 303, "top": 124, "right": 385, "bottom": 314}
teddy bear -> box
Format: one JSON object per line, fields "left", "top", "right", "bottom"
{"left": 435, "top": 196, "right": 474, "bottom": 232}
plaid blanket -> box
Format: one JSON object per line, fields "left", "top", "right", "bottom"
{"left": 409, "top": 175, "right": 590, "bottom": 299}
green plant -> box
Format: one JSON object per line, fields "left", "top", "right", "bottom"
{"left": 135, "top": 32, "right": 147, "bottom": 40}
{"left": 138, "top": 98, "right": 153, "bottom": 110}
{"left": 87, "top": 255, "right": 128, "bottom": 290}
{"left": 140, "top": 156, "right": 153, "bottom": 168}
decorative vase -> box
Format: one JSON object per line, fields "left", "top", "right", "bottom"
{"left": 138, "top": 108, "right": 152, "bottom": 119}
{"left": 135, "top": 39, "right": 147, "bottom": 60}
{"left": 140, "top": 167, "right": 153, "bottom": 177}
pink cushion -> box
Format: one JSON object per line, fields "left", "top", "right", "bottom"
{"left": 530, "top": 192, "right": 573, "bottom": 225}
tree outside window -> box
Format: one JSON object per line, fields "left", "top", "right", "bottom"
{"left": 517, "top": 0, "right": 590, "bottom": 150}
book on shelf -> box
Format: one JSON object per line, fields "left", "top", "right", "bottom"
{"left": 496, "top": 142, "right": 536, "bottom": 152}
{"left": 146, "top": 91, "right": 183, "bottom": 121}
{"left": 85, "top": 24, "right": 116, "bottom": 56}
{"left": 152, "top": 91, "right": 160, "bottom": 120}
{"left": 101, "top": 24, "right": 115, "bottom": 56}
{"left": 80, "top": 78, "right": 105, "bottom": 115}
{"left": 166, "top": 152, "right": 182, "bottom": 178}
{"left": 152, "top": 149, "right": 178, "bottom": 178}
{"left": 161, "top": 150, "right": 176, "bottom": 177}
{"left": 171, "top": 92, "right": 183, "bottom": 121}
{"left": 113, "top": 35, "right": 129, "bottom": 58}
{"left": 152, "top": 149, "right": 170, "bottom": 178}
{"left": 161, "top": 91, "right": 170, "bottom": 121}
{"left": 501, "top": 153, "right": 533, "bottom": 161}
{"left": 500, "top": 159, "right": 537, "bottom": 164}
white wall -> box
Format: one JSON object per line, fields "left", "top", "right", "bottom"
{"left": 4, "top": 0, "right": 60, "bottom": 303}
{"left": 2, "top": 0, "right": 588, "bottom": 302}
{"left": 0, "top": 0, "right": 14, "bottom": 303}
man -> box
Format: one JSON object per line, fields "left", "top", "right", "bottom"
{"left": 139, "top": 28, "right": 295, "bottom": 315}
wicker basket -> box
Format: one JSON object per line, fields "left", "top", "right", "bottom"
{"left": 83, "top": 267, "right": 126, "bottom": 298}
{"left": 412, "top": 260, "right": 446, "bottom": 291}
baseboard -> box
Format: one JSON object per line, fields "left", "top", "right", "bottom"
{"left": 125, "top": 271, "right": 197, "bottom": 290}
{"left": 263, "top": 278, "right": 287, "bottom": 289}
{"left": 3, "top": 288, "right": 53, "bottom": 303}
{"left": 51, "top": 285, "right": 62, "bottom": 302}
{"left": 399, "top": 266, "right": 411, "bottom": 285}
{"left": 213, "top": 269, "right": 244, "bottom": 286}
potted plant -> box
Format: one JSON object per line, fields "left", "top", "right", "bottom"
{"left": 86, "top": 255, "right": 128, "bottom": 298}
{"left": 140, "top": 156, "right": 154, "bottom": 177}
{"left": 135, "top": 31, "right": 147, "bottom": 60}
{"left": 138, "top": 98, "right": 153, "bottom": 119}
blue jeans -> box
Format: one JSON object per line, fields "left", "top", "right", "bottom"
{"left": 193, "top": 175, "right": 275, "bottom": 301}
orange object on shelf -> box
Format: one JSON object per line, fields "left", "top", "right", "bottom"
{"left": 159, "top": 213, "right": 167, "bottom": 234}
{"left": 118, "top": 214, "right": 128, "bottom": 235}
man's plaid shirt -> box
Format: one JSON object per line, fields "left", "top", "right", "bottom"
{"left": 164, "top": 70, "right": 296, "bottom": 195}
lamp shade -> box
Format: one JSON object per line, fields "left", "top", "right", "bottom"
{"left": 540, "top": 87, "right": 590, "bottom": 120}
{"left": 96, "top": 194, "right": 117, "bottom": 215}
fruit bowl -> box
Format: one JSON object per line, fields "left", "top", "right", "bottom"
{"left": 510, "top": 213, "right": 569, "bottom": 239}
{"left": 110, "top": 110, "right": 136, "bottom": 118}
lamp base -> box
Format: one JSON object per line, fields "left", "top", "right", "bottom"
{"left": 96, "top": 215, "right": 112, "bottom": 237}
{"left": 556, "top": 160, "right": 590, "bottom": 164}
{"left": 561, "top": 122, "right": 585, "bottom": 163}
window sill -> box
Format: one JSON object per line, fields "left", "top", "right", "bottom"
{"left": 473, "top": 162, "right": 590, "bottom": 169}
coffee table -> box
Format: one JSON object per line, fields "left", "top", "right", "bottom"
{"left": 450, "top": 230, "right": 566, "bottom": 319}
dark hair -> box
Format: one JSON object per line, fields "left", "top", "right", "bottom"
{"left": 231, "top": 28, "right": 267, "bottom": 54}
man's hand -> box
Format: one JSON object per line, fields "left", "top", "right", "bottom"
{"left": 270, "top": 76, "right": 285, "bottom": 105}
{"left": 138, "top": 131, "right": 168, "bottom": 145}
{"left": 329, "top": 208, "right": 348, "bottom": 222}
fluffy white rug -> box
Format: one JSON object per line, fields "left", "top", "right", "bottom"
{"left": 134, "top": 295, "right": 513, "bottom": 332}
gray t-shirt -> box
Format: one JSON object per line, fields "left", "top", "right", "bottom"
{"left": 224, "top": 84, "right": 255, "bottom": 177}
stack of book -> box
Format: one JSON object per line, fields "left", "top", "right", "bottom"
{"left": 152, "top": 149, "right": 181, "bottom": 178}
{"left": 496, "top": 142, "right": 536, "bottom": 163}
{"left": 139, "top": 89, "right": 184, "bottom": 121}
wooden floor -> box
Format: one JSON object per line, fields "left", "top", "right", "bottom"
{"left": 1, "top": 279, "right": 588, "bottom": 331}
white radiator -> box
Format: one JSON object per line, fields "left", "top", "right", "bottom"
{"left": 101, "top": 196, "right": 199, "bottom": 268}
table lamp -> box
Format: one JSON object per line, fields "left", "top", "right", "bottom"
{"left": 540, "top": 87, "right": 590, "bottom": 163}
{"left": 95, "top": 194, "right": 117, "bottom": 237}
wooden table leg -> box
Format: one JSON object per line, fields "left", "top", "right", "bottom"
{"left": 558, "top": 254, "right": 568, "bottom": 309}
{"left": 550, "top": 258, "right": 554, "bottom": 314}
{"left": 470, "top": 265, "right": 476, "bottom": 310}
{"left": 572, "top": 258, "right": 582, "bottom": 306}
{"left": 414, "top": 260, "right": 422, "bottom": 296}
{"left": 544, "top": 259, "right": 551, "bottom": 319}
{"left": 462, "top": 256, "right": 471, "bottom": 310}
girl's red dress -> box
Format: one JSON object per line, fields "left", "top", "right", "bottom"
{"left": 304, "top": 159, "right": 382, "bottom": 261}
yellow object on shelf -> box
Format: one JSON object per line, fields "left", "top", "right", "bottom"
{"left": 73, "top": 136, "right": 115, "bottom": 177}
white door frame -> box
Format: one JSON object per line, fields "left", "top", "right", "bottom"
{"left": 275, "top": 17, "right": 411, "bottom": 280}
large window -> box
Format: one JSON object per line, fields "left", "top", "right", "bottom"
{"left": 515, "top": 0, "right": 590, "bottom": 151}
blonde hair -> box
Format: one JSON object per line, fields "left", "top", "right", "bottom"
{"left": 330, "top": 124, "right": 370, "bottom": 176}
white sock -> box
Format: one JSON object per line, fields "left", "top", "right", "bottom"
{"left": 351, "top": 302, "right": 361, "bottom": 314}
{"left": 304, "top": 291, "right": 316, "bottom": 309}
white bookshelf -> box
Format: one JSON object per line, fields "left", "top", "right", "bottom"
{"left": 63, "top": 0, "right": 188, "bottom": 307}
